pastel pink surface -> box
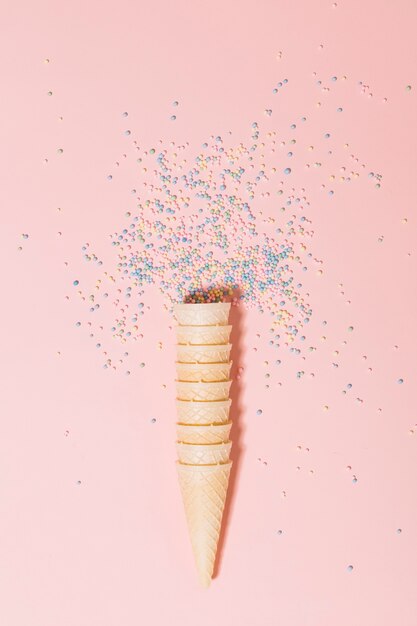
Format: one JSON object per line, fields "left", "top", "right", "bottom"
{"left": 1, "top": 1, "right": 417, "bottom": 625}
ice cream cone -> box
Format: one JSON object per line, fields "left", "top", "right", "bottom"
{"left": 177, "top": 461, "right": 232, "bottom": 587}
{"left": 174, "top": 300, "right": 234, "bottom": 587}
{"left": 176, "top": 421, "right": 232, "bottom": 444}
{"left": 176, "top": 343, "right": 232, "bottom": 364}
{"left": 174, "top": 302, "right": 231, "bottom": 326}
{"left": 176, "top": 361, "right": 232, "bottom": 382}
{"left": 176, "top": 399, "right": 231, "bottom": 425}
{"left": 176, "top": 380, "right": 231, "bottom": 402}
{"left": 176, "top": 441, "right": 232, "bottom": 465}
{"left": 176, "top": 325, "right": 232, "bottom": 346}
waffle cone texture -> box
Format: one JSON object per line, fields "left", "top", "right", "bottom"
{"left": 174, "top": 302, "right": 233, "bottom": 587}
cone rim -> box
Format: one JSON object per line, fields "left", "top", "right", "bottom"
{"left": 176, "top": 440, "right": 232, "bottom": 449}
{"left": 174, "top": 302, "right": 231, "bottom": 311}
{"left": 176, "top": 379, "right": 232, "bottom": 387}
{"left": 176, "top": 324, "right": 232, "bottom": 332}
{"left": 176, "top": 398, "right": 232, "bottom": 407}
{"left": 176, "top": 342, "right": 232, "bottom": 350}
{"left": 175, "top": 361, "right": 232, "bottom": 368}
{"left": 177, "top": 420, "right": 232, "bottom": 430}
{"left": 177, "top": 421, "right": 230, "bottom": 427}
{"left": 176, "top": 459, "right": 232, "bottom": 473}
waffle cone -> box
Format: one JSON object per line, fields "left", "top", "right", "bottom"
{"left": 176, "top": 380, "right": 231, "bottom": 401}
{"left": 176, "top": 343, "right": 232, "bottom": 364}
{"left": 177, "top": 461, "right": 232, "bottom": 587}
{"left": 177, "top": 441, "right": 232, "bottom": 465}
{"left": 176, "top": 399, "right": 231, "bottom": 425}
{"left": 176, "top": 325, "right": 232, "bottom": 346}
{"left": 176, "top": 361, "right": 232, "bottom": 382}
{"left": 176, "top": 421, "right": 232, "bottom": 444}
{"left": 174, "top": 302, "right": 231, "bottom": 326}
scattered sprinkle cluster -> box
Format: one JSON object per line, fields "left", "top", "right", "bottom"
{"left": 72, "top": 71, "right": 385, "bottom": 360}
{"left": 108, "top": 123, "right": 316, "bottom": 349}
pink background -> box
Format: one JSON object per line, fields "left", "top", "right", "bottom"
{"left": 1, "top": 1, "right": 417, "bottom": 624}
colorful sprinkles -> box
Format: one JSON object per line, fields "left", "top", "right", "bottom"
{"left": 106, "top": 125, "right": 316, "bottom": 345}
{"left": 73, "top": 72, "right": 381, "bottom": 363}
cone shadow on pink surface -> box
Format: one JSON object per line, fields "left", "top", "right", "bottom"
{"left": 212, "top": 294, "right": 246, "bottom": 581}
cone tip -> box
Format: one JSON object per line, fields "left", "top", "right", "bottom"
{"left": 199, "top": 572, "right": 212, "bottom": 588}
